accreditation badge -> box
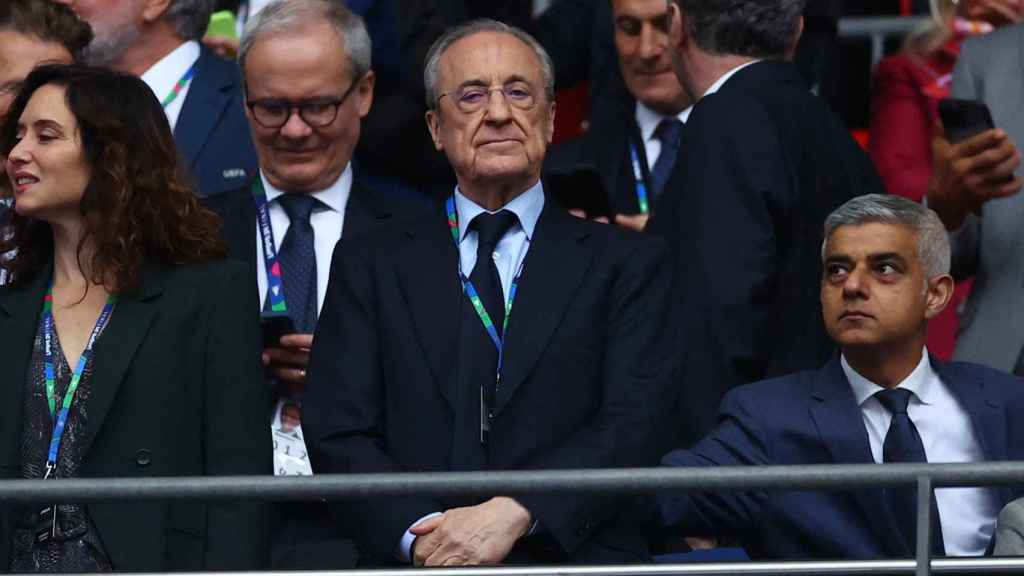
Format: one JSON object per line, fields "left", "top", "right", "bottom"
{"left": 271, "top": 398, "right": 313, "bottom": 476}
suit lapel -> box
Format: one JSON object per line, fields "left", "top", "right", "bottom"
{"left": 0, "top": 268, "right": 52, "bottom": 471}
{"left": 343, "top": 180, "right": 390, "bottom": 240}
{"left": 81, "top": 269, "right": 163, "bottom": 456}
{"left": 395, "top": 212, "right": 462, "bottom": 410}
{"left": 493, "top": 202, "right": 592, "bottom": 416}
{"left": 935, "top": 360, "right": 1012, "bottom": 504}
{"left": 174, "top": 49, "right": 231, "bottom": 171}
{"left": 808, "top": 356, "right": 908, "bottom": 556}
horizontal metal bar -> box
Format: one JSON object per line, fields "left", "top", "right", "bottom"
{"left": 838, "top": 16, "right": 930, "bottom": 39}
{"left": 27, "top": 558, "right": 1024, "bottom": 576}
{"left": 2, "top": 462, "right": 1024, "bottom": 504}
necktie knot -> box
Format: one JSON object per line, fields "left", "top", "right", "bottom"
{"left": 655, "top": 118, "right": 684, "bottom": 148}
{"left": 278, "top": 193, "right": 318, "bottom": 224}
{"left": 875, "top": 388, "right": 914, "bottom": 415}
{"left": 471, "top": 210, "right": 518, "bottom": 249}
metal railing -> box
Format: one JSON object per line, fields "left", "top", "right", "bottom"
{"left": 3, "top": 462, "right": 1024, "bottom": 575}
{"left": 838, "top": 16, "right": 931, "bottom": 69}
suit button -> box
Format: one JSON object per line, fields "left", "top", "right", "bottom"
{"left": 135, "top": 449, "right": 152, "bottom": 467}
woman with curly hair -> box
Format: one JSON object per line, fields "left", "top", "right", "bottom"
{"left": 0, "top": 64, "right": 270, "bottom": 572}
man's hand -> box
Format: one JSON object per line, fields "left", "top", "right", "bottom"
{"left": 263, "top": 333, "right": 313, "bottom": 396}
{"left": 614, "top": 213, "right": 649, "bottom": 232}
{"left": 409, "top": 497, "right": 532, "bottom": 566}
{"left": 928, "top": 123, "right": 1022, "bottom": 230}
{"left": 203, "top": 35, "right": 240, "bottom": 58}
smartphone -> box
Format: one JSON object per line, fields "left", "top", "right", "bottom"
{"left": 545, "top": 165, "right": 615, "bottom": 221}
{"left": 261, "top": 313, "right": 296, "bottom": 347}
{"left": 939, "top": 98, "right": 996, "bottom": 144}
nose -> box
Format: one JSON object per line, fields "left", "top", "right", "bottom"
{"left": 7, "top": 138, "right": 30, "bottom": 166}
{"left": 639, "top": 23, "right": 664, "bottom": 60}
{"left": 483, "top": 88, "right": 512, "bottom": 123}
{"left": 279, "top": 108, "right": 313, "bottom": 139}
{"left": 841, "top": 266, "right": 868, "bottom": 300}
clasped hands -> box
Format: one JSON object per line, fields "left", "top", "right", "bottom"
{"left": 411, "top": 497, "right": 533, "bottom": 566}
{"left": 263, "top": 333, "right": 313, "bottom": 396}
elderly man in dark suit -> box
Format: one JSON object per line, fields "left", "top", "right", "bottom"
{"left": 54, "top": 0, "right": 257, "bottom": 196}
{"left": 304, "top": 18, "right": 677, "bottom": 567}
{"left": 647, "top": 0, "right": 887, "bottom": 446}
{"left": 659, "top": 194, "right": 1024, "bottom": 559}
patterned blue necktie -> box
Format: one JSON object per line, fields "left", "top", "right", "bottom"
{"left": 277, "top": 194, "right": 319, "bottom": 334}
{"left": 649, "top": 118, "right": 684, "bottom": 199}
{"left": 875, "top": 388, "right": 945, "bottom": 555}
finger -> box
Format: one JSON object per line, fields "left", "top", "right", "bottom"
{"left": 977, "top": 151, "right": 1022, "bottom": 187}
{"left": 962, "top": 140, "right": 1018, "bottom": 181}
{"left": 410, "top": 515, "right": 445, "bottom": 535}
{"left": 593, "top": 216, "right": 610, "bottom": 224}
{"left": 270, "top": 366, "right": 306, "bottom": 385}
{"left": 954, "top": 128, "right": 1008, "bottom": 159}
{"left": 413, "top": 533, "right": 442, "bottom": 566}
{"left": 279, "top": 332, "right": 314, "bottom": 350}
{"left": 568, "top": 209, "right": 586, "bottom": 219}
{"left": 263, "top": 347, "right": 310, "bottom": 367}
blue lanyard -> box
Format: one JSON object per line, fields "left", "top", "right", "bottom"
{"left": 160, "top": 61, "right": 197, "bottom": 109}
{"left": 252, "top": 179, "right": 288, "bottom": 313}
{"left": 445, "top": 196, "right": 523, "bottom": 379}
{"left": 629, "top": 143, "right": 650, "bottom": 215}
{"left": 40, "top": 283, "right": 116, "bottom": 479}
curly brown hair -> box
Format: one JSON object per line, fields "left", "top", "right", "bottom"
{"left": 0, "top": 0, "right": 93, "bottom": 62}
{"left": 0, "top": 64, "right": 227, "bottom": 292}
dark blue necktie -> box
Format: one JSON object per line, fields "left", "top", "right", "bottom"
{"left": 875, "top": 388, "right": 945, "bottom": 555}
{"left": 277, "top": 194, "right": 319, "bottom": 334}
{"left": 649, "top": 118, "right": 684, "bottom": 199}
{"left": 466, "top": 210, "right": 518, "bottom": 410}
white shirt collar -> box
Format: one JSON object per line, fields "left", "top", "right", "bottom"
{"left": 701, "top": 59, "right": 762, "bottom": 100}
{"left": 140, "top": 40, "right": 201, "bottom": 104}
{"left": 842, "top": 349, "right": 937, "bottom": 407}
{"left": 454, "top": 179, "right": 545, "bottom": 243}
{"left": 635, "top": 101, "right": 693, "bottom": 143}
{"left": 259, "top": 163, "right": 352, "bottom": 214}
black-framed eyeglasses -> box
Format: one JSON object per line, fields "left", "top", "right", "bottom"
{"left": 246, "top": 76, "right": 362, "bottom": 129}
{"left": 437, "top": 82, "right": 537, "bottom": 113}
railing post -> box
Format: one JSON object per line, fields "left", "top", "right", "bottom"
{"left": 916, "top": 476, "right": 933, "bottom": 576}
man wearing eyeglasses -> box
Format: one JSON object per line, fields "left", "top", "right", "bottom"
{"left": 202, "top": 0, "right": 410, "bottom": 569}
{"left": 304, "top": 18, "right": 677, "bottom": 567}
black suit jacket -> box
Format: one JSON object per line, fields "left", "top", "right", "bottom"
{"left": 0, "top": 260, "right": 271, "bottom": 571}
{"left": 175, "top": 46, "right": 259, "bottom": 197}
{"left": 545, "top": 93, "right": 653, "bottom": 216}
{"left": 660, "top": 356, "right": 1024, "bottom": 558}
{"left": 304, "top": 195, "right": 678, "bottom": 564}
{"left": 646, "top": 60, "right": 887, "bottom": 446}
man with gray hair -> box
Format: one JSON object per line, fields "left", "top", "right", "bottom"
{"left": 305, "top": 18, "right": 676, "bottom": 567}
{"left": 646, "top": 0, "right": 887, "bottom": 448}
{"left": 658, "top": 194, "right": 1024, "bottom": 559}
{"left": 54, "top": 0, "right": 257, "bottom": 196}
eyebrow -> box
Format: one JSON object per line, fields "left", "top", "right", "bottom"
{"left": 824, "top": 252, "right": 907, "bottom": 265}
{"left": 25, "top": 118, "right": 67, "bottom": 134}
{"left": 456, "top": 75, "right": 534, "bottom": 91}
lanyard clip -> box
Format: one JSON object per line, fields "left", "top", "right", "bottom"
{"left": 42, "top": 461, "right": 55, "bottom": 481}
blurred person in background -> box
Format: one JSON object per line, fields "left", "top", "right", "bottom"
{"left": 868, "top": 0, "right": 1024, "bottom": 359}
{"left": 0, "top": 64, "right": 269, "bottom": 572}
{"left": 53, "top": 0, "right": 258, "bottom": 196}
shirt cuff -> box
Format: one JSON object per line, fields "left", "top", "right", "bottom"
{"left": 398, "top": 512, "right": 443, "bottom": 563}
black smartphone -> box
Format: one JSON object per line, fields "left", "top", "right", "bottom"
{"left": 545, "top": 165, "right": 615, "bottom": 221}
{"left": 939, "top": 98, "right": 996, "bottom": 144}
{"left": 261, "top": 313, "right": 296, "bottom": 347}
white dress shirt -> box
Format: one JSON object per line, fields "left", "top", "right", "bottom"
{"left": 254, "top": 164, "right": 352, "bottom": 318}
{"left": 397, "top": 181, "right": 545, "bottom": 562}
{"left": 841, "top": 351, "right": 999, "bottom": 555}
{"left": 699, "top": 59, "right": 761, "bottom": 102}
{"left": 140, "top": 40, "right": 201, "bottom": 131}
{"left": 634, "top": 102, "right": 692, "bottom": 169}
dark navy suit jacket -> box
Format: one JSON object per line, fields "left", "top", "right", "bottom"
{"left": 175, "top": 46, "right": 258, "bottom": 197}
{"left": 658, "top": 356, "right": 1024, "bottom": 559}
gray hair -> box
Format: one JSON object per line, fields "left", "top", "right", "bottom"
{"left": 821, "top": 194, "right": 951, "bottom": 279}
{"left": 423, "top": 19, "right": 555, "bottom": 110}
{"left": 671, "top": 0, "right": 806, "bottom": 58}
{"left": 167, "top": 0, "right": 215, "bottom": 41}
{"left": 239, "top": 0, "right": 371, "bottom": 79}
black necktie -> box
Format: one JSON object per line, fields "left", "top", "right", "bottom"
{"left": 466, "top": 210, "right": 518, "bottom": 408}
{"left": 277, "top": 194, "right": 319, "bottom": 334}
{"left": 875, "top": 388, "right": 945, "bottom": 555}
{"left": 649, "top": 118, "right": 684, "bottom": 199}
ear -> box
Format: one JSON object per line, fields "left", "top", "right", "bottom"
{"left": 787, "top": 15, "right": 805, "bottom": 60}
{"left": 356, "top": 70, "right": 376, "bottom": 119}
{"left": 923, "top": 273, "right": 955, "bottom": 320}
{"left": 668, "top": 2, "right": 687, "bottom": 55}
{"left": 545, "top": 100, "right": 556, "bottom": 144}
{"left": 425, "top": 109, "right": 444, "bottom": 151}
{"left": 142, "top": 0, "right": 174, "bottom": 25}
